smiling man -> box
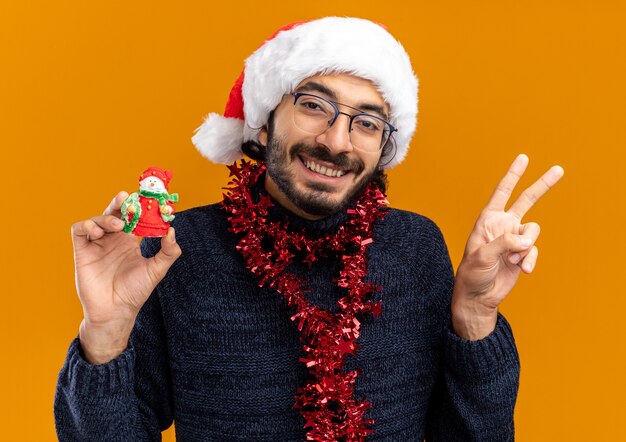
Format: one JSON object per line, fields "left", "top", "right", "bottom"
{"left": 55, "top": 17, "right": 563, "bottom": 441}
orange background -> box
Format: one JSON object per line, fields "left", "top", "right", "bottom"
{"left": 2, "top": 1, "right": 624, "bottom": 440}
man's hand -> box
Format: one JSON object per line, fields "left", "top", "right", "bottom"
{"left": 72, "top": 191, "right": 182, "bottom": 364}
{"left": 451, "top": 154, "right": 564, "bottom": 340}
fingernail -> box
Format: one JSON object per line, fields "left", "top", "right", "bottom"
{"left": 509, "top": 253, "right": 522, "bottom": 264}
{"left": 170, "top": 229, "right": 176, "bottom": 242}
{"left": 112, "top": 219, "right": 124, "bottom": 227}
{"left": 520, "top": 236, "right": 532, "bottom": 248}
{"left": 524, "top": 261, "right": 534, "bottom": 272}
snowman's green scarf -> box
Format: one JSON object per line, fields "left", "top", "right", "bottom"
{"left": 121, "top": 190, "right": 179, "bottom": 233}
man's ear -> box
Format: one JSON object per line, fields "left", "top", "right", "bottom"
{"left": 258, "top": 125, "right": 268, "bottom": 146}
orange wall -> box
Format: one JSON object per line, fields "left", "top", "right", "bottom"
{"left": 2, "top": 1, "right": 624, "bottom": 440}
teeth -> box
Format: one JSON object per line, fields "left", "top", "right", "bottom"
{"left": 304, "top": 160, "right": 346, "bottom": 177}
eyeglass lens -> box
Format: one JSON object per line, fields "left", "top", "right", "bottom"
{"left": 293, "top": 94, "right": 391, "bottom": 151}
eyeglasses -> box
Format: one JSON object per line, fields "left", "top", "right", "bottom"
{"left": 290, "top": 93, "right": 396, "bottom": 152}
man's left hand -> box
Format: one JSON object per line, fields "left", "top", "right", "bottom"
{"left": 451, "top": 154, "right": 564, "bottom": 340}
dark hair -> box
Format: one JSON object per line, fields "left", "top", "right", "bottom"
{"left": 241, "top": 111, "right": 392, "bottom": 194}
{"left": 241, "top": 139, "right": 266, "bottom": 161}
{"left": 241, "top": 111, "right": 274, "bottom": 161}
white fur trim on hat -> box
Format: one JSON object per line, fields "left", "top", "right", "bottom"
{"left": 192, "top": 113, "right": 245, "bottom": 164}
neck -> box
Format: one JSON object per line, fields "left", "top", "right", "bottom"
{"left": 264, "top": 174, "right": 324, "bottom": 221}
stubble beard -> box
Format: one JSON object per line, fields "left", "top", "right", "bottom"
{"left": 264, "top": 133, "right": 378, "bottom": 218}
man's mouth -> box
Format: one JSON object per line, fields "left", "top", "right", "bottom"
{"left": 303, "top": 158, "right": 348, "bottom": 177}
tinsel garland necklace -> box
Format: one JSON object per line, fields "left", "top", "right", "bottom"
{"left": 222, "top": 160, "right": 388, "bottom": 441}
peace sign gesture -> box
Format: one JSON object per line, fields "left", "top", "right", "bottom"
{"left": 451, "top": 154, "right": 564, "bottom": 340}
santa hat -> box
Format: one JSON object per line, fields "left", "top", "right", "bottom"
{"left": 192, "top": 17, "right": 418, "bottom": 169}
{"left": 139, "top": 166, "right": 173, "bottom": 188}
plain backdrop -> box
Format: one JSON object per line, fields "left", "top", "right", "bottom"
{"left": 1, "top": 1, "right": 624, "bottom": 440}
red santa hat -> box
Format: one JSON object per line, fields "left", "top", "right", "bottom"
{"left": 139, "top": 166, "right": 173, "bottom": 188}
{"left": 192, "top": 17, "right": 418, "bottom": 169}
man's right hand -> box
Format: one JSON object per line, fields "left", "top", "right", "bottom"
{"left": 71, "top": 191, "right": 182, "bottom": 365}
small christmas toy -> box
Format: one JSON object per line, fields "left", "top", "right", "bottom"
{"left": 120, "top": 166, "right": 179, "bottom": 237}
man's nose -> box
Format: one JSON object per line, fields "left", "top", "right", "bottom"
{"left": 315, "top": 112, "right": 353, "bottom": 154}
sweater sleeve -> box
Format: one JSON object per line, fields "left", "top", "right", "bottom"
{"left": 54, "top": 238, "right": 174, "bottom": 441}
{"left": 422, "top": 221, "right": 520, "bottom": 441}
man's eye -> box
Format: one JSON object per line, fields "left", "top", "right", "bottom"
{"left": 301, "top": 101, "right": 324, "bottom": 111}
{"left": 355, "top": 118, "right": 381, "bottom": 132}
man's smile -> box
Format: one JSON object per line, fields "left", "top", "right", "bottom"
{"left": 303, "top": 158, "right": 347, "bottom": 177}
{"left": 297, "top": 153, "right": 351, "bottom": 179}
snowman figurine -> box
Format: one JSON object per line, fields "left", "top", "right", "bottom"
{"left": 120, "top": 166, "right": 179, "bottom": 237}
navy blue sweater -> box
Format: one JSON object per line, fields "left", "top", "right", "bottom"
{"left": 54, "top": 201, "right": 519, "bottom": 441}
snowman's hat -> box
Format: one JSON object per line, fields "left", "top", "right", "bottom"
{"left": 139, "top": 166, "right": 173, "bottom": 188}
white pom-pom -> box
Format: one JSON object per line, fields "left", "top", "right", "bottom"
{"left": 191, "top": 113, "right": 245, "bottom": 164}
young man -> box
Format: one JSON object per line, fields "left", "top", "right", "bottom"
{"left": 54, "top": 17, "right": 563, "bottom": 441}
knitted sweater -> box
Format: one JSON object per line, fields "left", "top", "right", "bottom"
{"left": 54, "top": 199, "right": 520, "bottom": 441}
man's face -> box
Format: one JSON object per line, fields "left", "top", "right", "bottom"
{"left": 260, "top": 73, "right": 389, "bottom": 219}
